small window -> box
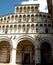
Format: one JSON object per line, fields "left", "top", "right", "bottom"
{"left": 31, "top": 6, "right": 34, "bottom": 12}
{"left": 44, "top": 24, "right": 47, "bottom": 27}
{"left": 24, "top": 7, "right": 26, "bottom": 12}
{"left": 43, "top": 15, "right": 46, "bottom": 18}
{"left": 4, "top": 17, "right": 6, "bottom": 20}
{"left": 22, "top": 25, "right": 25, "bottom": 32}
{"left": 35, "top": 14, "right": 38, "bottom": 17}
{"left": 39, "top": 14, "right": 42, "bottom": 17}
{"left": 36, "top": 24, "right": 38, "bottom": 27}
{"left": 47, "top": 15, "right": 50, "bottom": 18}
{"left": 48, "top": 24, "right": 51, "bottom": 27}
{"left": 20, "top": 7, "right": 22, "bottom": 12}
{"left": 31, "top": 15, "right": 34, "bottom": 22}
{"left": 40, "top": 24, "right": 43, "bottom": 27}
{"left": 18, "top": 25, "right": 21, "bottom": 32}
{"left": 27, "top": 7, "right": 30, "bottom": 12}
{"left": 11, "top": 15, "right": 14, "bottom": 21}
{"left": 8, "top": 16, "right": 10, "bottom": 20}
{"left": 35, "top": 6, "right": 37, "bottom": 9}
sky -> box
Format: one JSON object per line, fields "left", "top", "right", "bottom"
{"left": 0, "top": 0, "right": 48, "bottom": 16}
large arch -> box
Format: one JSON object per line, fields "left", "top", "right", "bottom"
{"left": 15, "top": 35, "right": 35, "bottom": 47}
{"left": 40, "top": 39, "right": 52, "bottom": 65}
{"left": 16, "top": 36, "right": 35, "bottom": 65}
{"left": 0, "top": 37, "right": 12, "bottom": 63}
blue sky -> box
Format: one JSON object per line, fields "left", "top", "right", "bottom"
{"left": 0, "top": 0, "right": 48, "bottom": 16}
{"left": 0, "top": 0, "right": 24, "bottom": 16}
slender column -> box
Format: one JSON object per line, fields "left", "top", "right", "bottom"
{"left": 10, "top": 48, "right": 16, "bottom": 64}
{"left": 35, "top": 38, "right": 41, "bottom": 65}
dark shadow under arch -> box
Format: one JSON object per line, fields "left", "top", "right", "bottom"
{"left": 41, "top": 42, "right": 52, "bottom": 65}
{"left": 0, "top": 41, "right": 11, "bottom": 63}
{"left": 16, "top": 40, "right": 35, "bottom": 65}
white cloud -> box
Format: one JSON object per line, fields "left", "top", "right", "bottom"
{"left": 38, "top": 0, "right": 48, "bottom": 12}
{"left": 21, "top": 0, "right": 48, "bottom": 13}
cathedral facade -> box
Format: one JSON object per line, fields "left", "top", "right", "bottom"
{"left": 0, "top": 1, "right": 53, "bottom": 65}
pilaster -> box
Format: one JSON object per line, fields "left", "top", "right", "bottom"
{"left": 10, "top": 48, "right": 16, "bottom": 64}
{"left": 35, "top": 36, "right": 41, "bottom": 65}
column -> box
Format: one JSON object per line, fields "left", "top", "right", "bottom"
{"left": 10, "top": 48, "right": 16, "bottom": 64}
{"left": 35, "top": 39, "right": 41, "bottom": 65}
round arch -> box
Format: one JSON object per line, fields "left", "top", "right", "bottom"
{"left": 0, "top": 36, "right": 13, "bottom": 63}
{"left": 40, "top": 37, "right": 52, "bottom": 47}
{"left": 15, "top": 35, "right": 35, "bottom": 48}
{"left": 40, "top": 38, "right": 52, "bottom": 65}
{"left": 0, "top": 36, "right": 13, "bottom": 48}
{"left": 15, "top": 35, "right": 35, "bottom": 65}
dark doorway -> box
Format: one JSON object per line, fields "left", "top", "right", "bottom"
{"left": 41, "top": 42, "right": 51, "bottom": 65}
{"left": 23, "top": 53, "right": 30, "bottom": 65}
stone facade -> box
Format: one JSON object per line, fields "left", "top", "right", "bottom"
{"left": 0, "top": 2, "right": 53, "bottom": 65}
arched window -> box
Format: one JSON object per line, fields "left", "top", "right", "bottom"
{"left": 24, "top": 7, "right": 26, "bottom": 12}
{"left": 18, "top": 25, "right": 21, "bottom": 32}
{"left": 31, "top": 6, "right": 34, "bottom": 12}
{"left": 2, "top": 25, "right": 5, "bottom": 33}
{"left": 27, "top": 15, "right": 30, "bottom": 22}
{"left": 27, "top": 24, "right": 30, "bottom": 33}
{"left": 22, "top": 25, "right": 25, "bottom": 32}
{"left": 8, "top": 16, "right": 10, "bottom": 21}
{"left": 20, "top": 7, "right": 22, "bottom": 13}
{"left": 27, "top": 7, "right": 30, "bottom": 12}
{"left": 18, "top": 15, "right": 22, "bottom": 22}
{"left": 5, "top": 25, "right": 9, "bottom": 34}
{"left": 10, "top": 25, "right": 13, "bottom": 33}
{"left": 14, "top": 25, "right": 17, "bottom": 32}
{"left": 11, "top": 15, "right": 14, "bottom": 21}
{"left": 31, "top": 15, "right": 34, "bottom": 22}
{"left": 31, "top": 24, "right": 34, "bottom": 32}
{"left": 16, "top": 7, "right": 19, "bottom": 13}
{"left": 23, "top": 15, "right": 26, "bottom": 22}
{"left": 15, "top": 15, "right": 18, "bottom": 21}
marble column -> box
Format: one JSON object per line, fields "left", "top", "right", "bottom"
{"left": 10, "top": 48, "right": 16, "bottom": 64}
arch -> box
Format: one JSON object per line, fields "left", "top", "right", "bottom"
{"left": 0, "top": 36, "right": 12, "bottom": 49}
{"left": 27, "top": 24, "right": 30, "bottom": 32}
{"left": 4, "top": 17, "right": 6, "bottom": 20}
{"left": 15, "top": 15, "right": 18, "bottom": 18}
{"left": 15, "top": 35, "right": 35, "bottom": 47}
{"left": 8, "top": 16, "right": 10, "bottom": 20}
{"left": 41, "top": 42, "right": 52, "bottom": 65}
{"left": 16, "top": 35, "right": 35, "bottom": 65}
{"left": 0, "top": 36, "right": 12, "bottom": 63}
{"left": 40, "top": 37, "right": 52, "bottom": 47}
{"left": 40, "top": 38, "right": 52, "bottom": 65}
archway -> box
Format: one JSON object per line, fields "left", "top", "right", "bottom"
{"left": 41, "top": 42, "right": 51, "bottom": 65}
{"left": 16, "top": 40, "right": 35, "bottom": 65}
{"left": 0, "top": 41, "right": 11, "bottom": 63}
